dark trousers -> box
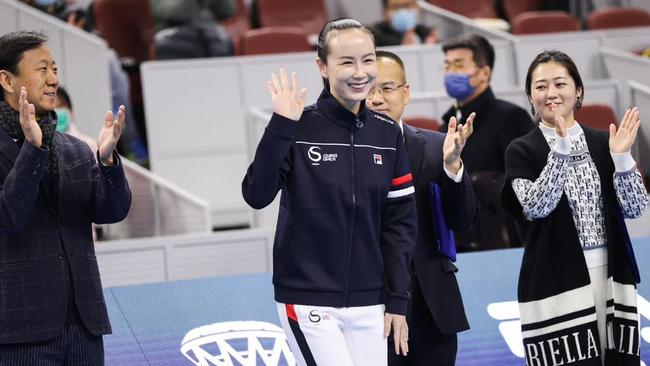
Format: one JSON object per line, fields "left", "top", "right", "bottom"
{"left": 0, "top": 324, "right": 104, "bottom": 366}
{"left": 388, "top": 283, "right": 458, "bottom": 366}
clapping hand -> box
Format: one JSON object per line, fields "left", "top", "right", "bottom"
{"left": 18, "top": 87, "right": 42, "bottom": 147}
{"left": 268, "top": 68, "right": 307, "bottom": 122}
{"left": 550, "top": 103, "right": 568, "bottom": 137}
{"left": 609, "top": 107, "right": 641, "bottom": 154}
{"left": 97, "top": 105, "right": 125, "bottom": 165}
{"left": 443, "top": 112, "right": 475, "bottom": 175}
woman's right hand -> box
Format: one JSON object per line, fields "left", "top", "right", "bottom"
{"left": 268, "top": 68, "right": 307, "bottom": 122}
{"left": 551, "top": 102, "right": 568, "bottom": 137}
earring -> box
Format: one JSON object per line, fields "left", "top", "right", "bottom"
{"left": 530, "top": 105, "right": 536, "bottom": 116}
{"left": 575, "top": 96, "right": 582, "bottom": 110}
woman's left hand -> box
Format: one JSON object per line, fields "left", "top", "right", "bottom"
{"left": 384, "top": 313, "right": 409, "bottom": 356}
{"left": 610, "top": 107, "right": 641, "bottom": 154}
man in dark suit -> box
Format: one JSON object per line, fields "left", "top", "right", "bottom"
{"left": 441, "top": 34, "right": 535, "bottom": 250}
{"left": 0, "top": 31, "right": 131, "bottom": 365}
{"left": 367, "top": 51, "right": 476, "bottom": 365}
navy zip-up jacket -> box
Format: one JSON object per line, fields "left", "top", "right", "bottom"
{"left": 242, "top": 89, "right": 417, "bottom": 315}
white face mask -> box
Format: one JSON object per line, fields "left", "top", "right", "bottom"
{"left": 390, "top": 8, "right": 418, "bottom": 33}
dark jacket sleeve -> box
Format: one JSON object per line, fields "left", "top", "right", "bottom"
{"left": 381, "top": 132, "right": 417, "bottom": 315}
{"left": 92, "top": 151, "right": 132, "bottom": 224}
{"left": 0, "top": 142, "right": 49, "bottom": 235}
{"left": 440, "top": 159, "right": 477, "bottom": 232}
{"left": 242, "top": 113, "right": 296, "bottom": 209}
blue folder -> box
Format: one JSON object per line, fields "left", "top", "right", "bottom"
{"left": 430, "top": 181, "right": 457, "bottom": 262}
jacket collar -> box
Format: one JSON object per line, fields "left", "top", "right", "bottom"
{"left": 316, "top": 88, "right": 369, "bottom": 128}
{"left": 454, "top": 87, "right": 495, "bottom": 117}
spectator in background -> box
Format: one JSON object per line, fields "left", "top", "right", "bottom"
{"left": 440, "top": 34, "right": 535, "bottom": 250}
{"left": 150, "top": 0, "right": 236, "bottom": 31}
{"left": 19, "top": 0, "right": 70, "bottom": 19}
{"left": 55, "top": 86, "right": 99, "bottom": 156}
{"left": 369, "top": 0, "right": 438, "bottom": 47}
{"left": 150, "top": 0, "right": 235, "bottom": 59}
{"left": 65, "top": 3, "right": 149, "bottom": 162}
{"left": 441, "top": 34, "right": 534, "bottom": 174}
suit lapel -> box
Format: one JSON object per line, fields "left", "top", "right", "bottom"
{"left": 0, "top": 129, "right": 20, "bottom": 165}
{"left": 403, "top": 124, "right": 425, "bottom": 184}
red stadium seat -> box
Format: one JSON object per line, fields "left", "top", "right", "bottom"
{"left": 257, "top": 0, "right": 328, "bottom": 36}
{"left": 511, "top": 11, "right": 580, "bottom": 35}
{"left": 94, "top": 0, "right": 155, "bottom": 63}
{"left": 587, "top": 7, "right": 650, "bottom": 30}
{"left": 221, "top": 0, "right": 252, "bottom": 55}
{"left": 501, "top": 0, "right": 543, "bottom": 21}
{"left": 404, "top": 117, "right": 442, "bottom": 132}
{"left": 240, "top": 27, "right": 312, "bottom": 56}
{"left": 426, "top": 0, "right": 497, "bottom": 19}
{"left": 574, "top": 103, "right": 618, "bottom": 131}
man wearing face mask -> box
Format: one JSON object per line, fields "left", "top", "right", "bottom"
{"left": 441, "top": 34, "right": 534, "bottom": 174}
{"left": 369, "top": 0, "right": 438, "bottom": 47}
{"left": 441, "top": 34, "right": 535, "bottom": 250}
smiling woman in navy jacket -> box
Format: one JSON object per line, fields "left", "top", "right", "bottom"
{"left": 242, "top": 18, "right": 417, "bottom": 366}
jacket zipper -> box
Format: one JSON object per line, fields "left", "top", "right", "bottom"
{"left": 344, "top": 117, "right": 358, "bottom": 306}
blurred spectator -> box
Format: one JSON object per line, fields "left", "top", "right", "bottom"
{"left": 55, "top": 86, "right": 99, "bottom": 158}
{"left": 65, "top": 4, "right": 149, "bottom": 162}
{"left": 150, "top": 0, "right": 237, "bottom": 31}
{"left": 150, "top": 0, "right": 236, "bottom": 59}
{"left": 19, "top": 0, "right": 69, "bottom": 19}
{"left": 369, "top": 0, "right": 438, "bottom": 47}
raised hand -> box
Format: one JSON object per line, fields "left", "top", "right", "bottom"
{"left": 443, "top": 112, "right": 475, "bottom": 175}
{"left": 268, "top": 69, "right": 307, "bottom": 122}
{"left": 610, "top": 107, "right": 641, "bottom": 154}
{"left": 550, "top": 103, "right": 568, "bottom": 137}
{"left": 384, "top": 313, "right": 409, "bottom": 356}
{"left": 18, "top": 87, "right": 42, "bottom": 147}
{"left": 97, "top": 105, "right": 125, "bottom": 165}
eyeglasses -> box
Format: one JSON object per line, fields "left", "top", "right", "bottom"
{"left": 367, "top": 84, "right": 405, "bottom": 98}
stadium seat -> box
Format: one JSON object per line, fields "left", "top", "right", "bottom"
{"left": 511, "top": 11, "right": 580, "bottom": 35}
{"left": 257, "top": 0, "right": 327, "bottom": 36}
{"left": 221, "top": 0, "right": 252, "bottom": 55}
{"left": 94, "top": 0, "right": 155, "bottom": 63}
{"left": 240, "top": 27, "right": 312, "bottom": 56}
{"left": 575, "top": 103, "right": 618, "bottom": 131}
{"left": 587, "top": 7, "right": 650, "bottom": 30}
{"left": 426, "top": 0, "right": 498, "bottom": 19}
{"left": 501, "top": 0, "right": 542, "bottom": 21}
{"left": 404, "top": 117, "right": 442, "bottom": 132}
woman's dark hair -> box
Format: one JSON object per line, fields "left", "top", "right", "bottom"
{"left": 525, "top": 50, "right": 584, "bottom": 116}
{"left": 316, "top": 18, "right": 375, "bottom": 90}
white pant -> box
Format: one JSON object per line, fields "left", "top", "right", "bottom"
{"left": 276, "top": 303, "right": 387, "bottom": 366}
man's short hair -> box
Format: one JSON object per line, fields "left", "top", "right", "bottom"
{"left": 0, "top": 31, "right": 48, "bottom": 101}
{"left": 442, "top": 33, "right": 495, "bottom": 70}
{"left": 376, "top": 50, "right": 405, "bottom": 71}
